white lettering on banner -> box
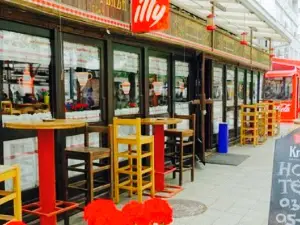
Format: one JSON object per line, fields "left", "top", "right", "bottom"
{"left": 134, "top": 0, "right": 167, "bottom": 27}
{"left": 277, "top": 103, "right": 291, "bottom": 112}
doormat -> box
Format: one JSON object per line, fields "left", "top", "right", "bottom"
{"left": 167, "top": 199, "right": 207, "bottom": 218}
{"left": 206, "top": 153, "right": 250, "bottom": 166}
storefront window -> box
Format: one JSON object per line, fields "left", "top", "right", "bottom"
{"left": 0, "top": 30, "right": 52, "bottom": 124}
{"left": 64, "top": 42, "right": 101, "bottom": 122}
{"left": 237, "top": 70, "right": 245, "bottom": 105}
{"left": 149, "top": 56, "right": 168, "bottom": 115}
{"left": 226, "top": 68, "right": 235, "bottom": 130}
{"left": 237, "top": 69, "right": 245, "bottom": 128}
{"left": 246, "top": 71, "right": 252, "bottom": 104}
{"left": 213, "top": 65, "right": 223, "bottom": 134}
{"left": 253, "top": 72, "right": 258, "bottom": 103}
{"left": 263, "top": 77, "right": 293, "bottom": 100}
{"left": 259, "top": 72, "right": 264, "bottom": 101}
{"left": 113, "top": 50, "right": 139, "bottom": 116}
{"left": 175, "top": 61, "right": 189, "bottom": 115}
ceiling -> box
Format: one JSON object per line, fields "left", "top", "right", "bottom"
{"left": 171, "top": 0, "right": 291, "bottom": 42}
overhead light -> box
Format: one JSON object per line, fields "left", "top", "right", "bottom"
{"left": 250, "top": 27, "right": 258, "bottom": 32}
{"left": 210, "top": 1, "right": 226, "bottom": 12}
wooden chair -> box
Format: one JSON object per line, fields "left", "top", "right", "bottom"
{"left": 65, "top": 125, "right": 113, "bottom": 207}
{"left": 0, "top": 165, "right": 22, "bottom": 223}
{"left": 165, "top": 114, "right": 196, "bottom": 186}
{"left": 1, "top": 101, "right": 21, "bottom": 115}
{"left": 113, "top": 117, "right": 155, "bottom": 203}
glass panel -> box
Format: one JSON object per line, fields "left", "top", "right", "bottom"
{"left": 226, "top": 69, "right": 235, "bottom": 130}
{"left": 259, "top": 73, "right": 264, "bottom": 101}
{"left": 0, "top": 30, "right": 52, "bottom": 124}
{"left": 175, "top": 61, "right": 190, "bottom": 130}
{"left": 175, "top": 61, "right": 189, "bottom": 115}
{"left": 63, "top": 42, "right": 101, "bottom": 122}
{"left": 213, "top": 65, "right": 223, "bottom": 134}
{"left": 237, "top": 70, "right": 245, "bottom": 105}
{"left": 253, "top": 73, "right": 258, "bottom": 103}
{"left": 263, "top": 77, "right": 293, "bottom": 100}
{"left": 149, "top": 56, "right": 168, "bottom": 115}
{"left": 246, "top": 71, "right": 252, "bottom": 104}
{"left": 237, "top": 69, "right": 245, "bottom": 128}
{"left": 113, "top": 50, "right": 140, "bottom": 116}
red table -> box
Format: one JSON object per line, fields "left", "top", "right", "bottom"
{"left": 5, "top": 119, "right": 86, "bottom": 225}
{"left": 142, "top": 118, "right": 183, "bottom": 198}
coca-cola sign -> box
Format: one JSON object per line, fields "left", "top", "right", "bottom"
{"left": 276, "top": 104, "right": 291, "bottom": 113}
{"left": 131, "top": 0, "right": 170, "bottom": 33}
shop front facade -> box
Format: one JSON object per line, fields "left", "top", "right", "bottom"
{"left": 0, "top": 0, "right": 269, "bottom": 221}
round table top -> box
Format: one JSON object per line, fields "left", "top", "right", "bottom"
{"left": 142, "top": 118, "right": 182, "bottom": 125}
{"left": 4, "top": 119, "right": 86, "bottom": 130}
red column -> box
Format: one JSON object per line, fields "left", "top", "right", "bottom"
{"left": 37, "top": 129, "right": 56, "bottom": 225}
{"left": 153, "top": 125, "right": 165, "bottom": 191}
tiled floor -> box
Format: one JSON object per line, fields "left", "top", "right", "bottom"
{"left": 65, "top": 124, "right": 291, "bottom": 225}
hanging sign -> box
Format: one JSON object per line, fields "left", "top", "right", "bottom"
{"left": 268, "top": 128, "right": 300, "bottom": 225}
{"left": 153, "top": 81, "right": 163, "bottom": 96}
{"left": 131, "top": 0, "right": 170, "bottom": 33}
{"left": 121, "top": 81, "right": 131, "bottom": 95}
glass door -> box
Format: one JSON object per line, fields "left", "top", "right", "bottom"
{"left": 148, "top": 51, "right": 170, "bottom": 116}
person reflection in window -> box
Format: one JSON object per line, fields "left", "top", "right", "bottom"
{"left": 83, "top": 72, "right": 99, "bottom": 109}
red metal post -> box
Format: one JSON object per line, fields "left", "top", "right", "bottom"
{"left": 37, "top": 129, "right": 56, "bottom": 225}
{"left": 153, "top": 125, "right": 165, "bottom": 191}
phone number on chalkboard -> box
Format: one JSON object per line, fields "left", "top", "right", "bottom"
{"left": 277, "top": 198, "right": 300, "bottom": 224}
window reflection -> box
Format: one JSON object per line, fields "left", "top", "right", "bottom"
{"left": 175, "top": 61, "right": 189, "bottom": 115}
{"left": 0, "top": 30, "right": 51, "bottom": 123}
{"left": 63, "top": 42, "right": 101, "bottom": 122}
{"left": 149, "top": 56, "right": 168, "bottom": 115}
{"left": 113, "top": 50, "right": 139, "bottom": 116}
{"left": 264, "top": 77, "right": 292, "bottom": 100}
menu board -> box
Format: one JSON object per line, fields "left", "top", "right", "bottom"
{"left": 268, "top": 129, "right": 300, "bottom": 224}
{"left": 64, "top": 42, "right": 100, "bottom": 70}
{"left": 0, "top": 30, "right": 51, "bottom": 66}
{"left": 175, "top": 61, "right": 189, "bottom": 77}
{"left": 213, "top": 66, "right": 223, "bottom": 134}
{"left": 149, "top": 57, "right": 167, "bottom": 76}
{"left": 113, "top": 50, "right": 138, "bottom": 73}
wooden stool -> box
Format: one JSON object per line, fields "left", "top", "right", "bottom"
{"left": 65, "top": 125, "right": 113, "bottom": 207}
{"left": 165, "top": 114, "right": 196, "bottom": 186}
{"left": 0, "top": 165, "right": 22, "bottom": 223}
{"left": 113, "top": 117, "right": 155, "bottom": 203}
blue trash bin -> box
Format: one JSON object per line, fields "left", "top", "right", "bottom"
{"left": 218, "top": 122, "right": 228, "bottom": 153}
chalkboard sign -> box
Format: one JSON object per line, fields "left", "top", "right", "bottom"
{"left": 269, "top": 128, "right": 300, "bottom": 224}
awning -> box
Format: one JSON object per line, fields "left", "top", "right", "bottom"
{"left": 171, "top": 0, "right": 290, "bottom": 42}
{"left": 272, "top": 58, "right": 300, "bottom": 68}
{"left": 265, "top": 68, "right": 297, "bottom": 78}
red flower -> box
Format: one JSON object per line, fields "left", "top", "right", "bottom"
{"left": 144, "top": 198, "right": 173, "bottom": 225}
{"left": 5, "top": 222, "right": 26, "bottom": 225}
{"left": 128, "top": 102, "right": 137, "bottom": 108}
{"left": 84, "top": 199, "right": 117, "bottom": 225}
{"left": 122, "top": 200, "right": 151, "bottom": 225}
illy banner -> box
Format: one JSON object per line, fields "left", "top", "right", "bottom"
{"left": 131, "top": 0, "right": 170, "bottom": 33}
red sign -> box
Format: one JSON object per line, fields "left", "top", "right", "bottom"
{"left": 131, "top": 0, "right": 170, "bottom": 33}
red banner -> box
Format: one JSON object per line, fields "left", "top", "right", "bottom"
{"left": 131, "top": 0, "right": 170, "bottom": 33}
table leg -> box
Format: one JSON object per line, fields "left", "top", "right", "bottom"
{"left": 153, "top": 125, "right": 165, "bottom": 191}
{"left": 37, "top": 129, "right": 56, "bottom": 225}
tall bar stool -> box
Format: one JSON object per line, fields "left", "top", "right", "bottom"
{"left": 113, "top": 117, "right": 155, "bottom": 203}
{"left": 65, "top": 125, "right": 113, "bottom": 207}
{"left": 165, "top": 114, "right": 196, "bottom": 186}
{"left": 0, "top": 165, "right": 22, "bottom": 223}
